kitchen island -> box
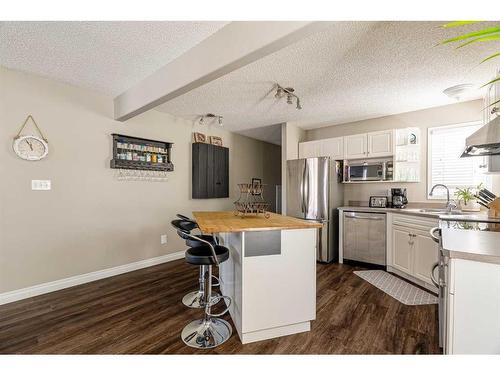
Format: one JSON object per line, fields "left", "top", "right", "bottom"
{"left": 192, "top": 211, "right": 321, "bottom": 344}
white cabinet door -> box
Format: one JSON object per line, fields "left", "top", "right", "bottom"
{"left": 367, "top": 130, "right": 393, "bottom": 157}
{"left": 321, "top": 137, "right": 344, "bottom": 159}
{"left": 448, "top": 259, "right": 500, "bottom": 354}
{"left": 298, "top": 140, "right": 322, "bottom": 158}
{"left": 413, "top": 232, "right": 439, "bottom": 285}
{"left": 344, "top": 134, "right": 367, "bottom": 159}
{"left": 391, "top": 226, "right": 412, "bottom": 275}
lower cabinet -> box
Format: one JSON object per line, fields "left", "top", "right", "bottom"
{"left": 446, "top": 258, "right": 500, "bottom": 354}
{"left": 413, "top": 233, "right": 438, "bottom": 285}
{"left": 389, "top": 215, "right": 439, "bottom": 291}
{"left": 392, "top": 226, "right": 413, "bottom": 275}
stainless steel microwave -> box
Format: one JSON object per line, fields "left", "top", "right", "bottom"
{"left": 347, "top": 160, "right": 392, "bottom": 181}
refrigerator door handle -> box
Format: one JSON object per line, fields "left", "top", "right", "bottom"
{"left": 301, "top": 162, "right": 307, "bottom": 213}
{"left": 304, "top": 161, "right": 310, "bottom": 215}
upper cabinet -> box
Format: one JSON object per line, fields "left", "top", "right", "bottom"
{"left": 344, "top": 134, "right": 367, "bottom": 159}
{"left": 299, "top": 127, "right": 418, "bottom": 183}
{"left": 321, "top": 137, "right": 344, "bottom": 159}
{"left": 192, "top": 143, "right": 229, "bottom": 199}
{"left": 367, "top": 130, "right": 393, "bottom": 158}
{"left": 343, "top": 130, "right": 393, "bottom": 159}
{"left": 298, "top": 140, "right": 322, "bottom": 158}
{"left": 298, "top": 137, "right": 343, "bottom": 159}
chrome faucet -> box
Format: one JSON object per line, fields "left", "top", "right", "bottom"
{"left": 429, "top": 184, "right": 457, "bottom": 213}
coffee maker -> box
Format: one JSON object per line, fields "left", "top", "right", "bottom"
{"left": 391, "top": 188, "right": 408, "bottom": 208}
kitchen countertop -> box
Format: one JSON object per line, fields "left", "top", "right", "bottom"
{"left": 192, "top": 211, "right": 322, "bottom": 234}
{"left": 338, "top": 206, "right": 500, "bottom": 222}
{"left": 339, "top": 206, "right": 500, "bottom": 264}
{"left": 441, "top": 226, "right": 500, "bottom": 264}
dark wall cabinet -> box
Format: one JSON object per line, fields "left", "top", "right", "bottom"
{"left": 192, "top": 143, "right": 229, "bottom": 199}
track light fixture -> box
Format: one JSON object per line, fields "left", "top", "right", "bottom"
{"left": 199, "top": 113, "right": 223, "bottom": 126}
{"left": 275, "top": 84, "right": 302, "bottom": 110}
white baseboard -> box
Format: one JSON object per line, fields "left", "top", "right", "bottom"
{"left": 0, "top": 251, "right": 185, "bottom": 306}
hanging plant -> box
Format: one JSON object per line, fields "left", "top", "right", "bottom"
{"left": 438, "top": 21, "right": 500, "bottom": 107}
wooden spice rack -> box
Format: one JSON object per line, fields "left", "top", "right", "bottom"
{"left": 110, "top": 134, "right": 174, "bottom": 172}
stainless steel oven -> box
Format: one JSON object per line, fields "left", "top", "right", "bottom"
{"left": 347, "top": 160, "right": 390, "bottom": 181}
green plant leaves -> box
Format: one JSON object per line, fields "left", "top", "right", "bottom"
{"left": 440, "top": 26, "right": 500, "bottom": 45}
{"left": 481, "top": 76, "right": 500, "bottom": 88}
{"left": 480, "top": 52, "right": 500, "bottom": 64}
{"left": 441, "top": 21, "right": 481, "bottom": 28}
{"left": 457, "top": 34, "right": 500, "bottom": 49}
{"left": 487, "top": 99, "right": 500, "bottom": 108}
{"left": 439, "top": 22, "right": 500, "bottom": 88}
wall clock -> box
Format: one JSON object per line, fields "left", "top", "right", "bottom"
{"left": 13, "top": 115, "right": 49, "bottom": 161}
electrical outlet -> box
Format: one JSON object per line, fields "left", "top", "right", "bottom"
{"left": 32, "top": 180, "right": 51, "bottom": 190}
{"left": 160, "top": 234, "right": 167, "bottom": 245}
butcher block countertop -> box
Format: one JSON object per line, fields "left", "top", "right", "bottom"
{"left": 192, "top": 211, "right": 322, "bottom": 234}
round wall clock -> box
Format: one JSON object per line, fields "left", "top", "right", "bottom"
{"left": 13, "top": 135, "right": 49, "bottom": 161}
{"left": 12, "top": 115, "right": 49, "bottom": 161}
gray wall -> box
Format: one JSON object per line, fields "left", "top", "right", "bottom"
{"left": 0, "top": 67, "right": 271, "bottom": 293}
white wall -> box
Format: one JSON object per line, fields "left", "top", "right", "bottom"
{"left": 305, "top": 100, "right": 500, "bottom": 204}
{"left": 0, "top": 67, "right": 271, "bottom": 293}
{"left": 280, "top": 122, "right": 306, "bottom": 214}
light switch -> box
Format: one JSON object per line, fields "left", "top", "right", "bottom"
{"left": 160, "top": 234, "right": 167, "bottom": 245}
{"left": 32, "top": 180, "right": 51, "bottom": 190}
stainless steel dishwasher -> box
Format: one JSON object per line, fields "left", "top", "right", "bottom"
{"left": 343, "top": 211, "right": 386, "bottom": 265}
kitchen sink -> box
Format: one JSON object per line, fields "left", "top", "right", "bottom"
{"left": 418, "top": 208, "right": 469, "bottom": 215}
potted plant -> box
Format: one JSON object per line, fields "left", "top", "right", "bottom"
{"left": 454, "top": 183, "right": 483, "bottom": 211}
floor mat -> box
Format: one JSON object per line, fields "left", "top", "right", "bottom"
{"left": 353, "top": 270, "right": 438, "bottom": 305}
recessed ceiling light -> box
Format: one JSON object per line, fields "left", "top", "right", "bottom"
{"left": 443, "top": 84, "right": 475, "bottom": 101}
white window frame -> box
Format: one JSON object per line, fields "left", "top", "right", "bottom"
{"left": 427, "top": 120, "right": 486, "bottom": 200}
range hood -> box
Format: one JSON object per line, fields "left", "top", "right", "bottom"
{"left": 461, "top": 115, "right": 500, "bottom": 157}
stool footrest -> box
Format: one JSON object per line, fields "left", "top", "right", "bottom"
{"left": 206, "top": 295, "right": 231, "bottom": 318}
{"left": 211, "top": 275, "right": 220, "bottom": 287}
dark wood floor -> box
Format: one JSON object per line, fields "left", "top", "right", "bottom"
{"left": 0, "top": 260, "right": 441, "bottom": 354}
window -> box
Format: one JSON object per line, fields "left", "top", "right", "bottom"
{"left": 428, "top": 122, "right": 492, "bottom": 199}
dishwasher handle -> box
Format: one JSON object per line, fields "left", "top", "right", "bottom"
{"left": 344, "top": 212, "right": 384, "bottom": 220}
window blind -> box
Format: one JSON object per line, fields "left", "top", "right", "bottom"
{"left": 428, "top": 123, "right": 492, "bottom": 198}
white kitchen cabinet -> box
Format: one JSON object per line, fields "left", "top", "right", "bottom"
{"left": 298, "top": 137, "right": 344, "bottom": 159}
{"left": 321, "top": 137, "right": 344, "bottom": 159}
{"left": 344, "top": 130, "right": 392, "bottom": 159}
{"left": 388, "top": 214, "right": 439, "bottom": 291}
{"left": 367, "top": 130, "right": 393, "bottom": 158}
{"left": 446, "top": 258, "right": 500, "bottom": 354}
{"left": 344, "top": 134, "right": 367, "bottom": 159}
{"left": 298, "top": 140, "right": 322, "bottom": 158}
{"left": 413, "top": 232, "right": 438, "bottom": 285}
{"left": 391, "top": 226, "right": 413, "bottom": 275}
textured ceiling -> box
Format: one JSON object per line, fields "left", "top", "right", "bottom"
{"left": 0, "top": 21, "right": 228, "bottom": 95}
{"left": 238, "top": 123, "right": 282, "bottom": 145}
{"left": 156, "top": 21, "right": 499, "bottom": 132}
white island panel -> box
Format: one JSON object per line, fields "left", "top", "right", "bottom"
{"left": 219, "top": 228, "right": 317, "bottom": 344}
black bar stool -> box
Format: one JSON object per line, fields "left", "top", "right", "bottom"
{"left": 172, "top": 218, "right": 220, "bottom": 309}
{"left": 176, "top": 228, "right": 232, "bottom": 349}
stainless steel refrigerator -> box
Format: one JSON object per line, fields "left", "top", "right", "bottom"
{"left": 286, "top": 157, "right": 344, "bottom": 263}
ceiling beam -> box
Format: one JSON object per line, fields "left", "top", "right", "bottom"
{"left": 113, "top": 21, "right": 331, "bottom": 121}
